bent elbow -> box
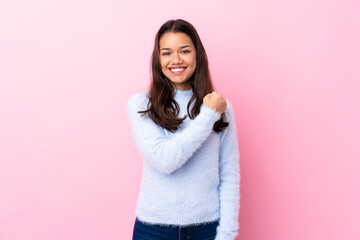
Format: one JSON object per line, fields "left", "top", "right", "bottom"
{"left": 144, "top": 144, "right": 179, "bottom": 175}
{"left": 144, "top": 155, "right": 178, "bottom": 175}
{"left": 159, "top": 166, "right": 177, "bottom": 175}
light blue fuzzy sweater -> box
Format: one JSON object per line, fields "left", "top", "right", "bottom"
{"left": 127, "top": 88, "right": 240, "bottom": 240}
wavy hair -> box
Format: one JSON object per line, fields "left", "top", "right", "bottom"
{"left": 139, "top": 19, "right": 229, "bottom": 133}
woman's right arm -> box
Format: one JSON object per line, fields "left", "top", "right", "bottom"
{"left": 126, "top": 93, "right": 221, "bottom": 175}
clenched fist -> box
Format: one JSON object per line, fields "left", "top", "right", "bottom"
{"left": 203, "top": 91, "right": 227, "bottom": 114}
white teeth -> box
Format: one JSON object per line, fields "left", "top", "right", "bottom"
{"left": 170, "top": 68, "right": 185, "bottom": 72}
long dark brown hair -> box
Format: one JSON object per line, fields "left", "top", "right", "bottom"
{"left": 139, "top": 19, "right": 229, "bottom": 133}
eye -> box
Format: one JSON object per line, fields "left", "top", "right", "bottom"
{"left": 162, "top": 52, "right": 171, "bottom": 56}
{"left": 181, "top": 50, "right": 190, "bottom": 54}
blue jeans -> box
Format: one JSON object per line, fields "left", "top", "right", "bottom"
{"left": 132, "top": 217, "right": 219, "bottom": 240}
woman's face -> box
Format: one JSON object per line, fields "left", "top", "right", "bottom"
{"left": 159, "top": 32, "right": 196, "bottom": 91}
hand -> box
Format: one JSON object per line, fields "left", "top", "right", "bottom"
{"left": 203, "top": 91, "right": 227, "bottom": 114}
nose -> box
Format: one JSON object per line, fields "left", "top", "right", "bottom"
{"left": 171, "top": 53, "right": 183, "bottom": 64}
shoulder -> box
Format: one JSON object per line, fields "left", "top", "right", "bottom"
{"left": 127, "top": 92, "right": 150, "bottom": 112}
{"left": 220, "top": 98, "right": 238, "bottom": 139}
{"left": 224, "top": 98, "right": 235, "bottom": 120}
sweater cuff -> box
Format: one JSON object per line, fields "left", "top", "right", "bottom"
{"left": 200, "top": 104, "right": 222, "bottom": 121}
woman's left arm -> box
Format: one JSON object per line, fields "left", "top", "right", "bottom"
{"left": 215, "top": 100, "right": 241, "bottom": 240}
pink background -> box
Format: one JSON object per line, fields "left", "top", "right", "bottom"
{"left": 1, "top": 0, "right": 359, "bottom": 239}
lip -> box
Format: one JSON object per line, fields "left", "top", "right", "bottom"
{"left": 168, "top": 67, "right": 187, "bottom": 75}
{"left": 168, "top": 66, "right": 187, "bottom": 69}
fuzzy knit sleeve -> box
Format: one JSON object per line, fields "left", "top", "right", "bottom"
{"left": 215, "top": 100, "right": 241, "bottom": 240}
{"left": 126, "top": 93, "right": 221, "bottom": 175}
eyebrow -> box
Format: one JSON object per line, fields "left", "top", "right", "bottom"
{"left": 160, "top": 45, "right": 192, "bottom": 51}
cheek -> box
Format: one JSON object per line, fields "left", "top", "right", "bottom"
{"left": 189, "top": 55, "right": 196, "bottom": 68}
{"left": 190, "top": 61, "right": 196, "bottom": 73}
{"left": 160, "top": 58, "right": 169, "bottom": 69}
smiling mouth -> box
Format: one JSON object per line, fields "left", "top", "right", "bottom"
{"left": 169, "top": 67, "right": 187, "bottom": 74}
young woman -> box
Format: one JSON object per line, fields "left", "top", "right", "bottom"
{"left": 127, "top": 19, "right": 240, "bottom": 240}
